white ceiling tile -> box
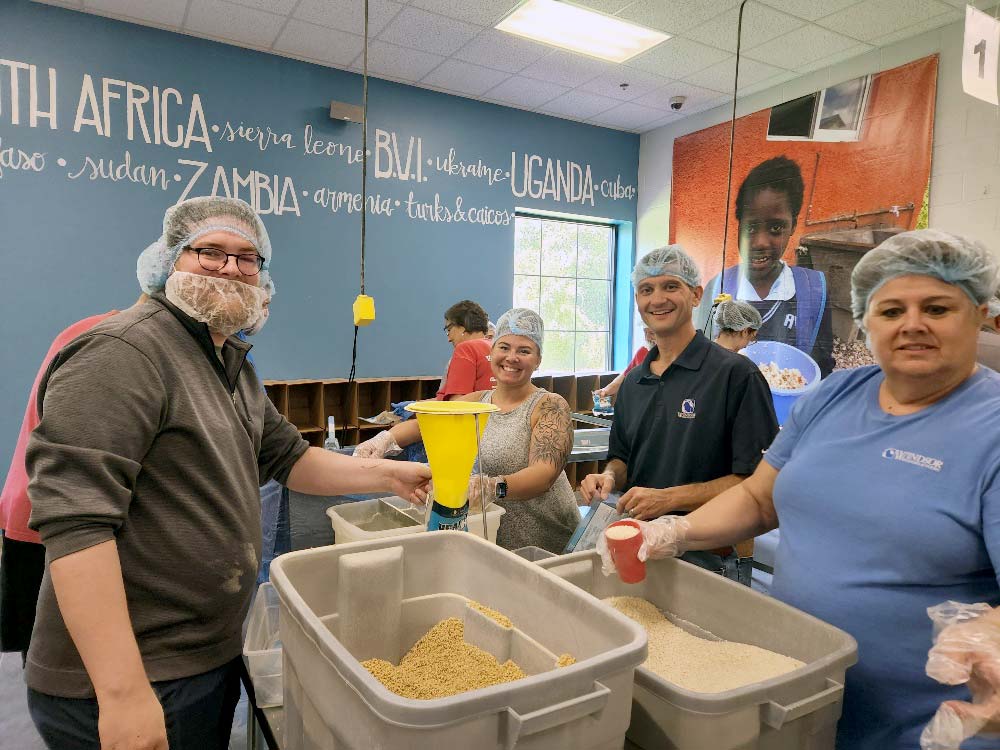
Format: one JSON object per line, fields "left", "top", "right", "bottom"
{"left": 745, "top": 23, "right": 861, "bottom": 69}
{"left": 185, "top": 0, "right": 285, "bottom": 48}
{"left": 519, "top": 49, "right": 612, "bottom": 88}
{"left": 755, "top": 0, "right": 863, "bottom": 22}
{"left": 588, "top": 101, "right": 664, "bottom": 130}
{"left": 541, "top": 91, "right": 621, "bottom": 118}
{"left": 377, "top": 6, "right": 481, "bottom": 55}
{"left": 816, "top": 0, "right": 955, "bottom": 43}
{"left": 273, "top": 19, "right": 364, "bottom": 66}
{"left": 685, "top": 4, "right": 806, "bottom": 54}
{"left": 573, "top": 0, "right": 634, "bottom": 13}
{"left": 354, "top": 39, "right": 446, "bottom": 80}
{"left": 869, "top": 9, "right": 961, "bottom": 47}
{"left": 293, "top": 0, "right": 403, "bottom": 37}
{"left": 577, "top": 67, "right": 672, "bottom": 101}
{"left": 619, "top": 0, "right": 741, "bottom": 35}
{"left": 643, "top": 112, "right": 684, "bottom": 131}
{"left": 82, "top": 0, "right": 185, "bottom": 27}
{"left": 624, "top": 36, "right": 731, "bottom": 79}
{"left": 453, "top": 30, "right": 551, "bottom": 73}
{"left": 225, "top": 0, "right": 297, "bottom": 14}
{"left": 484, "top": 75, "right": 569, "bottom": 107}
{"left": 420, "top": 58, "right": 511, "bottom": 95}
{"left": 682, "top": 55, "right": 786, "bottom": 92}
{"left": 409, "top": 0, "right": 518, "bottom": 26}
{"left": 632, "top": 80, "right": 727, "bottom": 112}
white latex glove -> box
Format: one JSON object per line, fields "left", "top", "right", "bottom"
{"left": 921, "top": 601, "right": 1000, "bottom": 750}
{"left": 466, "top": 475, "right": 499, "bottom": 511}
{"left": 597, "top": 516, "right": 692, "bottom": 577}
{"left": 352, "top": 430, "right": 402, "bottom": 459}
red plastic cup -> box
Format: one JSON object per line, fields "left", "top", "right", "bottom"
{"left": 605, "top": 520, "right": 646, "bottom": 583}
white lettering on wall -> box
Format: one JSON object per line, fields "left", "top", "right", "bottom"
{"left": 0, "top": 59, "right": 57, "bottom": 128}
{"left": 509, "top": 152, "right": 598, "bottom": 206}
{"left": 72, "top": 75, "right": 212, "bottom": 152}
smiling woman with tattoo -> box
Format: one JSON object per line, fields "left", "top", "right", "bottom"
{"left": 355, "top": 308, "right": 580, "bottom": 553}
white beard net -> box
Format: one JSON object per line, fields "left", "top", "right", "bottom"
{"left": 165, "top": 271, "right": 267, "bottom": 337}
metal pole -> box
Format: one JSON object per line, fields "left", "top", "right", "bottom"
{"left": 474, "top": 414, "right": 489, "bottom": 541}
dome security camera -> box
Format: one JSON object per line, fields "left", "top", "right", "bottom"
{"left": 669, "top": 96, "right": 687, "bottom": 111}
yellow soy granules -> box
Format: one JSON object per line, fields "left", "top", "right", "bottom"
{"left": 556, "top": 653, "right": 576, "bottom": 668}
{"left": 469, "top": 601, "right": 513, "bottom": 628}
{"left": 363, "top": 617, "right": 526, "bottom": 700}
{"left": 605, "top": 596, "right": 803, "bottom": 693}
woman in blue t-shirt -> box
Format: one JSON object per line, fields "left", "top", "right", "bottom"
{"left": 605, "top": 230, "right": 1000, "bottom": 750}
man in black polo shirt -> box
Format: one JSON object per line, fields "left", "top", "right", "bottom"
{"left": 581, "top": 245, "right": 777, "bottom": 584}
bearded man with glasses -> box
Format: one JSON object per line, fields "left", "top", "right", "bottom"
{"left": 23, "top": 196, "right": 431, "bottom": 750}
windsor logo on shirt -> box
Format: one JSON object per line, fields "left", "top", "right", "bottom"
{"left": 881, "top": 447, "right": 943, "bottom": 472}
{"left": 677, "top": 399, "right": 696, "bottom": 419}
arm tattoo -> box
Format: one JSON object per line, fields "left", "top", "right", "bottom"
{"left": 529, "top": 394, "right": 573, "bottom": 468}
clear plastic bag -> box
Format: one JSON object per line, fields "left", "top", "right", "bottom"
{"left": 920, "top": 601, "right": 1000, "bottom": 749}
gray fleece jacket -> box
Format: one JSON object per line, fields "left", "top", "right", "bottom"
{"left": 25, "top": 293, "right": 308, "bottom": 697}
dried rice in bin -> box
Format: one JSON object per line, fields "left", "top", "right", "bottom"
{"left": 605, "top": 596, "right": 803, "bottom": 693}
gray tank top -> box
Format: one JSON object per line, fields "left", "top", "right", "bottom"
{"left": 479, "top": 389, "right": 580, "bottom": 553}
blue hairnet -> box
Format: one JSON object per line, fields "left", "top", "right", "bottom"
{"left": 851, "top": 229, "right": 1000, "bottom": 322}
{"left": 136, "top": 196, "right": 272, "bottom": 294}
{"left": 631, "top": 245, "right": 701, "bottom": 288}
{"left": 495, "top": 308, "right": 544, "bottom": 353}
{"left": 714, "top": 299, "right": 763, "bottom": 331}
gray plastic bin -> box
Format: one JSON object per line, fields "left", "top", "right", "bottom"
{"left": 537, "top": 551, "right": 858, "bottom": 750}
{"left": 269, "top": 533, "right": 647, "bottom": 750}
{"left": 512, "top": 546, "right": 557, "bottom": 562}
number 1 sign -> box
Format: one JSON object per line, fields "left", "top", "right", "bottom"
{"left": 964, "top": 5, "right": 1000, "bottom": 105}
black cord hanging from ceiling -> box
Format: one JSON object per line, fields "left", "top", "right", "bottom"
{"left": 348, "top": 0, "right": 370, "bottom": 388}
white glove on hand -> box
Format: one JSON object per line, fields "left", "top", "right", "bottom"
{"left": 352, "top": 430, "right": 402, "bottom": 459}
{"left": 466, "top": 475, "right": 499, "bottom": 512}
{"left": 596, "top": 516, "right": 692, "bottom": 577}
{"left": 921, "top": 601, "right": 1000, "bottom": 750}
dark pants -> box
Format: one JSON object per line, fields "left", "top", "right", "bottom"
{"left": 680, "top": 549, "right": 753, "bottom": 586}
{"left": 0, "top": 531, "right": 46, "bottom": 656}
{"left": 27, "top": 656, "right": 242, "bottom": 750}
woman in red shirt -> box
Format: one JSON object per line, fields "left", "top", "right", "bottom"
{"left": 436, "top": 299, "right": 496, "bottom": 400}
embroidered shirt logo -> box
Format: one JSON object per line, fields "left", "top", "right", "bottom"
{"left": 677, "top": 399, "right": 696, "bottom": 419}
{"left": 881, "top": 448, "right": 943, "bottom": 472}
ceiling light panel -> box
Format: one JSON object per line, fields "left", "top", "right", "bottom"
{"left": 496, "top": 0, "right": 669, "bottom": 64}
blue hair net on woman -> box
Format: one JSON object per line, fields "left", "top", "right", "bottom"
{"left": 851, "top": 229, "right": 1000, "bottom": 323}
{"left": 136, "top": 196, "right": 272, "bottom": 294}
{"left": 495, "top": 308, "right": 544, "bottom": 353}
{"left": 714, "top": 299, "right": 763, "bottom": 331}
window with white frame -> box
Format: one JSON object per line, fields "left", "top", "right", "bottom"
{"left": 767, "top": 75, "right": 871, "bottom": 142}
{"left": 513, "top": 215, "right": 614, "bottom": 372}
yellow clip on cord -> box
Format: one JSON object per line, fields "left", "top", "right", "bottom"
{"left": 353, "top": 294, "right": 376, "bottom": 326}
{"left": 713, "top": 292, "right": 733, "bottom": 305}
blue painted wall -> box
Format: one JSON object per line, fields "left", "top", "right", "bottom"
{"left": 0, "top": 0, "right": 638, "bottom": 479}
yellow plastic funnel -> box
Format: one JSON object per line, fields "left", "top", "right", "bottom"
{"left": 405, "top": 400, "right": 499, "bottom": 509}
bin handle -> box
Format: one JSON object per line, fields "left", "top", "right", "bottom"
{"left": 501, "top": 681, "right": 610, "bottom": 749}
{"left": 762, "top": 678, "right": 843, "bottom": 730}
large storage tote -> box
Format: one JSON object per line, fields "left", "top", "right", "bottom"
{"left": 269, "top": 532, "right": 648, "bottom": 750}
{"left": 326, "top": 495, "right": 505, "bottom": 544}
{"left": 537, "top": 551, "right": 858, "bottom": 750}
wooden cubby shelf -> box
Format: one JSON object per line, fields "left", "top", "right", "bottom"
{"left": 264, "top": 371, "right": 617, "bottom": 451}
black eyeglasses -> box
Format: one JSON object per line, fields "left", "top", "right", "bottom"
{"left": 443, "top": 323, "right": 456, "bottom": 333}
{"left": 185, "top": 246, "right": 264, "bottom": 276}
